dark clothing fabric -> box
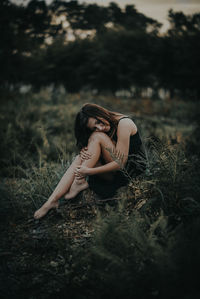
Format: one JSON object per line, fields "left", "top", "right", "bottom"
{"left": 88, "top": 117, "right": 146, "bottom": 198}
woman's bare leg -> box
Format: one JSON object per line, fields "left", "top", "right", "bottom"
{"left": 34, "top": 133, "right": 116, "bottom": 218}
{"left": 34, "top": 155, "right": 83, "bottom": 219}
{"left": 65, "top": 132, "right": 115, "bottom": 199}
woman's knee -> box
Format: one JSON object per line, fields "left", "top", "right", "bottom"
{"left": 88, "top": 132, "right": 115, "bottom": 162}
{"left": 88, "top": 132, "right": 111, "bottom": 144}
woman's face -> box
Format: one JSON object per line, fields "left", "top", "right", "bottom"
{"left": 87, "top": 117, "right": 110, "bottom": 133}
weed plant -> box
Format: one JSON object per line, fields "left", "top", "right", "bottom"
{"left": 53, "top": 205, "right": 200, "bottom": 299}
{"left": 1, "top": 90, "right": 200, "bottom": 299}
{"left": 107, "top": 135, "right": 200, "bottom": 222}
{"left": 0, "top": 93, "right": 77, "bottom": 177}
{"left": 139, "top": 137, "right": 200, "bottom": 219}
{"left": 9, "top": 161, "right": 71, "bottom": 217}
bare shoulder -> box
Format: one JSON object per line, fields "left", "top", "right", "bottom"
{"left": 117, "top": 117, "right": 137, "bottom": 135}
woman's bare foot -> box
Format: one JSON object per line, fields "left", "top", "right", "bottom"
{"left": 34, "top": 200, "right": 58, "bottom": 219}
{"left": 64, "top": 179, "right": 89, "bottom": 200}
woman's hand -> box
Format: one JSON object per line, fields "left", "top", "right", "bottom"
{"left": 79, "top": 147, "right": 92, "bottom": 162}
{"left": 75, "top": 165, "right": 91, "bottom": 178}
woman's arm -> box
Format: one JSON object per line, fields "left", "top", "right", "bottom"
{"left": 76, "top": 118, "right": 137, "bottom": 176}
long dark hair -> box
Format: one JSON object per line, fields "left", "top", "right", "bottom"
{"left": 74, "top": 103, "right": 120, "bottom": 149}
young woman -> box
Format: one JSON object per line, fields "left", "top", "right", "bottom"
{"left": 34, "top": 103, "right": 146, "bottom": 219}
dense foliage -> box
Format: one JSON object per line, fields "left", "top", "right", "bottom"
{"left": 1, "top": 0, "right": 200, "bottom": 99}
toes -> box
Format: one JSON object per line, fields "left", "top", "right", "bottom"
{"left": 34, "top": 211, "right": 42, "bottom": 219}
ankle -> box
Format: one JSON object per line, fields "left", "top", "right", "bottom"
{"left": 75, "top": 178, "right": 86, "bottom": 185}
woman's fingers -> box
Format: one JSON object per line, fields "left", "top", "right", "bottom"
{"left": 80, "top": 147, "right": 92, "bottom": 161}
{"left": 75, "top": 167, "right": 82, "bottom": 176}
{"left": 81, "top": 155, "right": 90, "bottom": 161}
{"left": 75, "top": 175, "right": 85, "bottom": 180}
{"left": 80, "top": 147, "right": 88, "bottom": 153}
{"left": 74, "top": 168, "right": 85, "bottom": 180}
{"left": 75, "top": 165, "right": 89, "bottom": 177}
{"left": 81, "top": 153, "right": 91, "bottom": 160}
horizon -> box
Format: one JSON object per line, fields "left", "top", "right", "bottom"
{"left": 12, "top": 0, "right": 200, "bottom": 32}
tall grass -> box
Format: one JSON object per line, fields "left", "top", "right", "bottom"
{"left": 1, "top": 90, "right": 199, "bottom": 219}
{"left": 140, "top": 137, "right": 200, "bottom": 217}
{"left": 0, "top": 90, "right": 196, "bottom": 177}
{"left": 1, "top": 90, "right": 200, "bottom": 299}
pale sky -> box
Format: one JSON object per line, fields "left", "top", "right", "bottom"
{"left": 13, "top": 0, "right": 200, "bottom": 32}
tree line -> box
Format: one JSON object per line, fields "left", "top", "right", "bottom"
{"left": 1, "top": 0, "right": 200, "bottom": 99}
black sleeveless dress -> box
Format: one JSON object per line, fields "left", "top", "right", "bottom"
{"left": 88, "top": 117, "right": 146, "bottom": 198}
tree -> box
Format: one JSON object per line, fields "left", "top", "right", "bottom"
{"left": 0, "top": 0, "right": 60, "bottom": 89}
{"left": 161, "top": 10, "right": 200, "bottom": 99}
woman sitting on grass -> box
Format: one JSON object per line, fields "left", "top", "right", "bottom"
{"left": 34, "top": 103, "right": 146, "bottom": 219}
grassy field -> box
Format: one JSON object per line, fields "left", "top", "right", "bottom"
{"left": 1, "top": 89, "right": 200, "bottom": 299}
